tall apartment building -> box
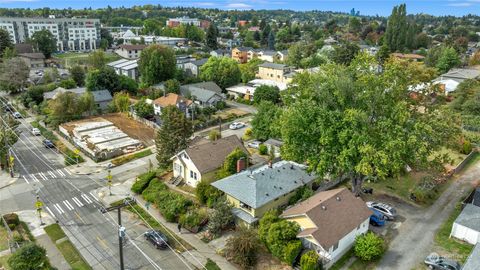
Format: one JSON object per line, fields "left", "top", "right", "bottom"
{"left": 166, "top": 17, "right": 210, "bottom": 29}
{"left": 0, "top": 17, "right": 100, "bottom": 52}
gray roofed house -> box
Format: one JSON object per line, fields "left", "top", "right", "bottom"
{"left": 43, "top": 87, "right": 87, "bottom": 100}
{"left": 450, "top": 204, "right": 480, "bottom": 245}
{"left": 183, "top": 58, "right": 209, "bottom": 77}
{"left": 180, "top": 81, "right": 225, "bottom": 107}
{"left": 259, "top": 62, "right": 288, "bottom": 70}
{"left": 463, "top": 244, "right": 480, "bottom": 270}
{"left": 211, "top": 160, "right": 317, "bottom": 226}
{"left": 464, "top": 187, "right": 480, "bottom": 208}
{"left": 91, "top": 90, "right": 113, "bottom": 110}
{"left": 436, "top": 68, "right": 480, "bottom": 83}
{"left": 43, "top": 87, "right": 112, "bottom": 110}
{"left": 264, "top": 139, "right": 283, "bottom": 158}
{"left": 18, "top": 52, "right": 45, "bottom": 68}
{"left": 107, "top": 59, "right": 139, "bottom": 81}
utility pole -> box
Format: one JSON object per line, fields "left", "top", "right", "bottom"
{"left": 107, "top": 169, "right": 112, "bottom": 196}
{"left": 100, "top": 197, "right": 134, "bottom": 270}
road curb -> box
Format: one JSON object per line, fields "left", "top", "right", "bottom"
{"left": 0, "top": 177, "right": 18, "bottom": 190}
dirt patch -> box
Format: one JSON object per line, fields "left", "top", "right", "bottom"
{"left": 215, "top": 108, "right": 249, "bottom": 120}
{"left": 254, "top": 247, "right": 292, "bottom": 270}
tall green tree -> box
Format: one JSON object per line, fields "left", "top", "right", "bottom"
{"left": 268, "top": 31, "right": 276, "bottom": 50}
{"left": 155, "top": 106, "right": 192, "bottom": 168}
{"left": 239, "top": 58, "right": 262, "bottom": 83}
{"left": 436, "top": 47, "right": 460, "bottom": 73}
{"left": 200, "top": 57, "right": 241, "bottom": 89}
{"left": 88, "top": 50, "right": 107, "bottom": 69}
{"left": 206, "top": 24, "right": 218, "bottom": 50}
{"left": 111, "top": 92, "right": 130, "bottom": 112}
{"left": 251, "top": 101, "right": 281, "bottom": 141}
{"left": 31, "top": 29, "right": 56, "bottom": 58}
{"left": 69, "top": 65, "right": 86, "bottom": 87}
{"left": 86, "top": 66, "right": 118, "bottom": 92}
{"left": 253, "top": 85, "right": 281, "bottom": 104}
{"left": 8, "top": 243, "right": 53, "bottom": 270}
{"left": 138, "top": 45, "right": 176, "bottom": 87}
{"left": 0, "top": 28, "right": 13, "bottom": 57}
{"left": 224, "top": 228, "right": 261, "bottom": 269}
{"left": 0, "top": 57, "right": 29, "bottom": 93}
{"left": 333, "top": 41, "right": 360, "bottom": 65}
{"left": 384, "top": 4, "right": 408, "bottom": 52}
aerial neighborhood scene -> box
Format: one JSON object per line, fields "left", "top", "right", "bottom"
{"left": 1, "top": 0, "right": 480, "bottom": 269}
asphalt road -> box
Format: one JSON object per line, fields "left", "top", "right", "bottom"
{"left": 1, "top": 116, "right": 190, "bottom": 270}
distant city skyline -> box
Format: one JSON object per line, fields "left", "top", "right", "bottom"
{"left": 0, "top": 0, "right": 479, "bottom": 17}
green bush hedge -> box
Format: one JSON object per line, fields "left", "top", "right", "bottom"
{"left": 354, "top": 232, "right": 385, "bottom": 261}
{"left": 141, "top": 178, "right": 168, "bottom": 202}
{"left": 131, "top": 171, "right": 157, "bottom": 194}
{"left": 300, "top": 250, "right": 321, "bottom": 270}
{"left": 259, "top": 144, "right": 268, "bottom": 155}
{"left": 155, "top": 191, "right": 193, "bottom": 222}
{"left": 283, "top": 240, "right": 303, "bottom": 265}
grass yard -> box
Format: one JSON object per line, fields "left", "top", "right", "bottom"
{"left": 53, "top": 52, "right": 121, "bottom": 68}
{"left": 111, "top": 148, "right": 153, "bottom": 166}
{"left": 57, "top": 240, "right": 92, "bottom": 270}
{"left": 434, "top": 202, "right": 474, "bottom": 263}
{"left": 0, "top": 254, "right": 11, "bottom": 270}
{"left": 0, "top": 226, "right": 9, "bottom": 251}
{"left": 463, "top": 152, "right": 480, "bottom": 171}
{"left": 44, "top": 224, "right": 66, "bottom": 242}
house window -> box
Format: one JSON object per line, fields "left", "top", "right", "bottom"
{"left": 239, "top": 202, "right": 251, "bottom": 211}
{"left": 193, "top": 172, "right": 197, "bottom": 180}
{"left": 190, "top": 170, "right": 194, "bottom": 178}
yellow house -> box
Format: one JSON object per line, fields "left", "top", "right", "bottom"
{"left": 281, "top": 188, "right": 372, "bottom": 269}
{"left": 211, "top": 160, "right": 317, "bottom": 226}
{"left": 231, "top": 47, "right": 251, "bottom": 63}
{"left": 256, "top": 62, "right": 294, "bottom": 84}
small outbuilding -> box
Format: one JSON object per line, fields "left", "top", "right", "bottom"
{"left": 450, "top": 204, "right": 480, "bottom": 245}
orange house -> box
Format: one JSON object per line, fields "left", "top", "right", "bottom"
{"left": 232, "top": 47, "right": 250, "bottom": 63}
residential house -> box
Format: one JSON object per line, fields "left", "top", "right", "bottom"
{"left": 180, "top": 81, "right": 225, "bottom": 108}
{"left": 210, "top": 49, "right": 231, "bottom": 58}
{"left": 464, "top": 187, "right": 480, "bottom": 208}
{"left": 324, "top": 36, "right": 338, "bottom": 45}
{"left": 257, "top": 62, "right": 294, "bottom": 84}
{"left": 43, "top": 87, "right": 112, "bottom": 110}
{"left": 14, "top": 43, "right": 34, "bottom": 54}
{"left": 183, "top": 58, "right": 208, "bottom": 77}
{"left": 463, "top": 244, "right": 480, "bottom": 270}
{"left": 219, "top": 38, "right": 241, "bottom": 50}
{"left": 18, "top": 53, "right": 45, "bottom": 68}
{"left": 91, "top": 90, "right": 114, "bottom": 110}
{"left": 450, "top": 204, "right": 480, "bottom": 245}
{"left": 257, "top": 50, "right": 279, "bottom": 62}
{"left": 176, "top": 55, "right": 197, "bottom": 70}
{"left": 391, "top": 53, "right": 425, "bottom": 61}
{"left": 432, "top": 68, "right": 480, "bottom": 94}
{"left": 247, "top": 48, "right": 261, "bottom": 62}
{"left": 115, "top": 44, "right": 147, "bottom": 59}
{"left": 211, "top": 160, "right": 317, "bottom": 226}
{"left": 153, "top": 93, "right": 192, "bottom": 117}
{"left": 263, "top": 139, "right": 283, "bottom": 157}
{"left": 226, "top": 79, "right": 287, "bottom": 101}
{"left": 232, "top": 47, "right": 252, "bottom": 63}
{"left": 107, "top": 59, "right": 139, "bottom": 81}
{"left": 277, "top": 50, "right": 288, "bottom": 62}
{"left": 171, "top": 135, "right": 248, "bottom": 187}
{"left": 281, "top": 188, "right": 372, "bottom": 268}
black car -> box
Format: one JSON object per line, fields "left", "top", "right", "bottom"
{"left": 43, "top": 139, "right": 55, "bottom": 148}
{"left": 144, "top": 230, "right": 168, "bottom": 249}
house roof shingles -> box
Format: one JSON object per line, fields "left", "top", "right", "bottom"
{"left": 19, "top": 53, "right": 45, "bottom": 59}
{"left": 153, "top": 93, "right": 192, "bottom": 107}
{"left": 212, "top": 160, "right": 317, "bottom": 209}
{"left": 259, "top": 62, "right": 288, "bottom": 70}
{"left": 281, "top": 188, "right": 373, "bottom": 249}
{"left": 454, "top": 204, "right": 480, "bottom": 232}
{"left": 180, "top": 81, "right": 224, "bottom": 103}
{"left": 184, "top": 135, "right": 248, "bottom": 174}
{"left": 440, "top": 68, "right": 480, "bottom": 81}
{"left": 463, "top": 244, "right": 480, "bottom": 270}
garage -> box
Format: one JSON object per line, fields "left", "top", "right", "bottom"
{"left": 450, "top": 204, "right": 480, "bottom": 245}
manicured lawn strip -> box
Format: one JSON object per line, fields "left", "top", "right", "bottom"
{"left": 434, "top": 203, "right": 474, "bottom": 263}
{"left": 111, "top": 148, "right": 153, "bottom": 166}
{"left": 44, "top": 224, "right": 66, "bottom": 242}
{"left": 56, "top": 240, "right": 92, "bottom": 270}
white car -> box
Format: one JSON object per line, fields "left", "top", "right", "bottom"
{"left": 12, "top": 112, "right": 22, "bottom": 119}
{"left": 366, "top": 201, "right": 397, "bottom": 220}
{"left": 229, "top": 122, "right": 245, "bottom": 130}
{"left": 247, "top": 140, "right": 261, "bottom": 149}
{"left": 31, "top": 128, "right": 41, "bottom": 136}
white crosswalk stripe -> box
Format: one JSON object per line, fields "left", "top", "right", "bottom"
{"left": 81, "top": 194, "right": 93, "bottom": 204}
{"left": 89, "top": 192, "right": 99, "bottom": 201}
{"left": 22, "top": 175, "right": 29, "bottom": 184}
{"left": 57, "top": 169, "right": 66, "bottom": 177}
{"left": 38, "top": 172, "right": 48, "bottom": 180}
{"left": 63, "top": 200, "right": 74, "bottom": 210}
{"left": 72, "top": 197, "right": 84, "bottom": 207}
{"left": 48, "top": 171, "right": 56, "bottom": 178}
{"left": 45, "top": 206, "right": 56, "bottom": 219}
{"left": 64, "top": 169, "right": 72, "bottom": 175}
{"left": 31, "top": 174, "right": 39, "bottom": 183}
{"left": 54, "top": 204, "right": 64, "bottom": 214}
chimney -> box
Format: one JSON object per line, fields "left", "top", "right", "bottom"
{"left": 236, "top": 157, "right": 246, "bottom": 173}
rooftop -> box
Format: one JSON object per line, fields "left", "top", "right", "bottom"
{"left": 454, "top": 204, "right": 480, "bottom": 232}
{"left": 258, "top": 62, "right": 288, "bottom": 70}
{"left": 153, "top": 93, "right": 192, "bottom": 107}
{"left": 463, "top": 244, "right": 480, "bottom": 270}
{"left": 19, "top": 52, "right": 45, "bottom": 59}
{"left": 440, "top": 68, "right": 480, "bottom": 80}
{"left": 118, "top": 44, "right": 148, "bottom": 51}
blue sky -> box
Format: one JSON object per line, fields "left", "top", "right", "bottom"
{"left": 0, "top": 0, "right": 479, "bottom": 16}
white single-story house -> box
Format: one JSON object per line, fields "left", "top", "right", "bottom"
{"left": 450, "top": 204, "right": 480, "bottom": 245}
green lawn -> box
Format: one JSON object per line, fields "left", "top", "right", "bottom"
{"left": 0, "top": 226, "right": 9, "bottom": 251}
{"left": 434, "top": 202, "right": 474, "bottom": 263}
{"left": 57, "top": 240, "right": 92, "bottom": 270}
{"left": 0, "top": 254, "right": 11, "bottom": 270}
{"left": 463, "top": 152, "right": 480, "bottom": 171}
{"left": 53, "top": 52, "right": 121, "bottom": 68}
{"left": 111, "top": 149, "right": 153, "bottom": 166}
{"left": 44, "top": 224, "right": 66, "bottom": 242}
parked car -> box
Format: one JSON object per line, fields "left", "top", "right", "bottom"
{"left": 247, "top": 140, "right": 261, "bottom": 149}
{"left": 12, "top": 112, "right": 22, "bottom": 119}
{"left": 424, "top": 253, "right": 461, "bottom": 270}
{"left": 229, "top": 122, "right": 245, "bottom": 130}
{"left": 144, "top": 230, "right": 168, "bottom": 249}
{"left": 369, "top": 209, "right": 386, "bottom": 227}
{"left": 366, "top": 201, "right": 397, "bottom": 220}
{"left": 43, "top": 139, "right": 55, "bottom": 148}
{"left": 31, "top": 128, "right": 41, "bottom": 136}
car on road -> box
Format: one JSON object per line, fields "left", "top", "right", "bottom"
{"left": 43, "top": 139, "right": 55, "bottom": 148}
{"left": 229, "top": 122, "right": 245, "bottom": 130}
{"left": 424, "top": 253, "right": 461, "bottom": 270}
{"left": 366, "top": 201, "right": 397, "bottom": 220}
{"left": 12, "top": 112, "right": 22, "bottom": 119}
{"left": 369, "top": 209, "right": 386, "bottom": 227}
{"left": 247, "top": 140, "right": 261, "bottom": 149}
{"left": 144, "top": 230, "right": 168, "bottom": 249}
{"left": 31, "top": 128, "right": 41, "bottom": 136}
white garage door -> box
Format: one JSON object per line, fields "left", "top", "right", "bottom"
{"left": 464, "top": 229, "right": 479, "bottom": 245}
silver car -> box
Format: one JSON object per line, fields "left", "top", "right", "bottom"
{"left": 366, "top": 201, "right": 397, "bottom": 220}
{"left": 247, "top": 140, "right": 261, "bottom": 149}
{"left": 424, "top": 253, "right": 461, "bottom": 270}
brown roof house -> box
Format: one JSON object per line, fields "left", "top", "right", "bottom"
{"left": 281, "top": 188, "right": 372, "bottom": 268}
{"left": 153, "top": 93, "right": 192, "bottom": 118}
{"left": 170, "top": 135, "right": 248, "bottom": 187}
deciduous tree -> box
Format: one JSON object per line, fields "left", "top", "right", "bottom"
{"left": 253, "top": 85, "right": 281, "bottom": 104}
{"left": 200, "top": 57, "right": 241, "bottom": 89}
{"left": 206, "top": 24, "right": 218, "bottom": 50}
{"left": 0, "top": 57, "right": 29, "bottom": 93}
{"left": 31, "top": 29, "right": 56, "bottom": 58}
{"left": 251, "top": 101, "right": 281, "bottom": 141}
{"left": 0, "top": 28, "right": 13, "bottom": 57}
{"left": 69, "top": 65, "right": 86, "bottom": 87}
{"left": 224, "top": 228, "right": 261, "bottom": 269}
{"left": 8, "top": 243, "right": 53, "bottom": 270}
{"left": 138, "top": 45, "right": 176, "bottom": 86}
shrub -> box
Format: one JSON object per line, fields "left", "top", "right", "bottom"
{"left": 142, "top": 178, "right": 168, "bottom": 203}
{"left": 155, "top": 190, "right": 193, "bottom": 222}
{"left": 131, "top": 171, "right": 157, "bottom": 194}
{"left": 224, "top": 228, "right": 261, "bottom": 269}
{"left": 179, "top": 209, "right": 208, "bottom": 231}
{"left": 7, "top": 243, "right": 52, "bottom": 270}
{"left": 205, "top": 258, "right": 221, "bottom": 270}
{"left": 462, "top": 140, "right": 473, "bottom": 154}
{"left": 13, "top": 231, "right": 24, "bottom": 243}
{"left": 196, "top": 181, "right": 223, "bottom": 207}
{"left": 3, "top": 213, "right": 20, "bottom": 227}
{"left": 266, "top": 220, "right": 300, "bottom": 262}
{"left": 258, "top": 144, "right": 268, "bottom": 155}
{"left": 208, "top": 130, "right": 221, "bottom": 141}
{"left": 283, "top": 240, "right": 303, "bottom": 265}
{"left": 300, "top": 250, "right": 321, "bottom": 270}
{"left": 207, "top": 200, "right": 234, "bottom": 235}
{"left": 354, "top": 232, "right": 385, "bottom": 261}
{"left": 258, "top": 210, "right": 280, "bottom": 243}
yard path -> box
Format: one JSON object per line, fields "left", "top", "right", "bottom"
{"left": 377, "top": 160, "right": 480, "bottom": 270}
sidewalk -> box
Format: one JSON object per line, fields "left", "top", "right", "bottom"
{"left": 0, "top": 170, "right": 17, "bottom": 190}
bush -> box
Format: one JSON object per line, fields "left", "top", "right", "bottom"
{"left": 258, "top": 210, "right": 280, "bottom": 243}
{"left": 142, "top": 178, "right": 168, "bottom": 203}
{"left": 354, "top": 232, "right": 385, "bottom": 261}
{"left": 196, "top": 181, "right": 223, "bottom": 207}
{"left": 207, "top": 200, "right": 234, "bottom": 235}
{"left": 258, "top": 144, "right": 268, "bottom": 155}
{"left": 283, "top": 240, "right": 303, "bottom": 265}
{"left": 208, "top": 130, "right": 221, "bottom": 141}
{"left": 131, "top": 171, "right": 157, "bottom": 194}
{"left": 224, "top": 228, "right": 261, "bottom": 269}
{"left": 205, "top": 258, "right": 221, "bottom": 270}
{"left": 300, "top": 250, "right": 321, "bottom": 270}
{"left": 462, "top": 140, "right": 473, "bottom": 154}
{"left": 3, "top": 213, "right": 20, "bottom": 227}
{"left": 155, "top": 190, "right": 193, "bottom": 222}
{"left": 266, "top": 220, "right": 300, "bottom": 262}
{"left": 13, "top": 231, "right": 24, "bottom": 243}
{"left": 8, "top": 243, "right": 52, "bottom": 270}
{"left": 179, "top": 209, "right": 208, "bottom": 231}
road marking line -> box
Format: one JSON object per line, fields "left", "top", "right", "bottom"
{"left": 64, "top": 169, "right": 72, "bottom": 175}
{"left": 38, "top": 172, "right": 48, "bottom": 181}
{"left": 45, "top": 206, "right": 56, "bottom": 218}
{"left": 81, "top": 194, "right": 92, "bottom": 204}
{"left": 48, "top": 171, "right": 56, "bottom": 178}
{"left": 89, "top": 192, "right": 99, "bottom": 201}
{"left": 54, "top": 204, "right": 64, "bottom": 214}
{"left": 31, "top": 174, "right": 39, "bottom": 182}
{"left": 22, "top": 175, "right": 29, "bottom": 184}
{"left": 96, "top": 236, "right": 109, "bottom": 250}
{"left": 56, "top": 169, "right": 66, "bottom": 177}
{"left": 72, "top": 197, "right": 83, "bottom": 207}
{"left": 63, "top": 200, "right": 74, "bottom": 210}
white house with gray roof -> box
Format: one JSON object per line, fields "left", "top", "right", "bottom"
{"left": 180, "top": 81, "right": 225, "bottom": 108}
{"left": 211, "top": 160, "right": 317, "bottom": 226}
{"left": 450, "top": 204, "right": 480, "bottom": 245}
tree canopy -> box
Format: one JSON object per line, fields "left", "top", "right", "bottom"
{"left": 0, "top": 28, "right": 13, "bottom": 57}
{"left": 138, "top": 44, "right": 176, "bottom": 87}
{"left": 200, "top": 57, "right": 241, "bottom": 89}
{"left": 8, "top": 243, "right": 53, "bottom": 270}
{"left": 0, "top": 57, "right": 29, "bottom": 93}
{"left": 31, "top": 29, "right": 56, "bottom": 58}
{"left": 253, "top": 85, "right": 281, "bottom": 104}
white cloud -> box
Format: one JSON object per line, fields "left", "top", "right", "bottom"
{"left": 446, "top": 2, "right": 472, "bottom": 6}
{"left": 225, "top": 3, "right": 252, "bottom": 9}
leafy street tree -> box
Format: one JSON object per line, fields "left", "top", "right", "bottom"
{"left": 134, "top": 98, "right": 154, "bottom": 118}
{"left": 0, "top": 115, "right": 19, "bottom": 168}
{"left": 69, "top": 65, "right": 86, "bottom": 87}
{"left": 300, "top": 250, "right": 321, "bottom": 270}
{"left": 0, "top": 28, "right": 13, "bottom": 57}
{"left": 0, "top": 57, "right": 29, "bottom": 93}
{"left": 86, "top": 66, "right": 118, "bottom": 91}
{"left": 164, "top": 79, "right": 180, "bottom": 94}
{"left": 31, "top": 29, "right": 56, "bottom": 58}
{"left": 88, "top": 50, "right": 107, "bottom": 69}
{"left": 8, "top": 243, "right": 53, "bottom": 270}
{"left": 333, "top": 41, "right": 360, "bottom": 65}
{"left": 253, "top": 85, "right": 281, "bottom": 104}
{"left": 239, "top": 58, "right": 262, "bottom": 83}
{"left": 436, "top": 47, "right": 461, "bottom": 74}
{"left": 155, "top": 106, "right": 192, "bottom": 168}
{"left": 224, "top": 228, "right": 261, "bottom": 269}
{"left": 384, "top": 4, "right": 408, "bottom": 52}
{"left": 138, "top": 44, "right": 176, "bottom": 86}
{"left": 200, "top": 57, "right": 241, "bottom": 89}
{"left": 206, "top": 24, "right": 218, "bottom": 50}
{"left": 268, "top": 31, "right": 276, "bottom": 50}
{"left": 354, "top": 232, "right": 385, "bottom": 261}
{"left": 45, "top": 91, "right": 94, "bottom": 126}
{"left": 280, "top": 53, "right": 459, "bottom": 194}
{"left": 111, "top": 92, "right": 130, "bottom": 112}
{"left": 251, "top": 101, "right": 281, "bottom": 141}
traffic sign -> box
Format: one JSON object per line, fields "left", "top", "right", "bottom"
{"left": 35, "top": 201, "right": 43, "bottom": 209}
{"left": 9, "top": 156, "right": 14, "bottom": 164}
{"left": 73, "top": 149, "right": 80, "bottom": 156}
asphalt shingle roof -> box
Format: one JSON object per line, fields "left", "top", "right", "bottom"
{"left": 259, "top": 62, "right": 288, "bottom": 70}
{"left": 180, "top": 81, "right": 224, "bottom": 103}
{"left": 454, "top": 204, "right": 480, "bottom": 232}
{"left": 91, "top": 90, "right": 113, "bottom": 103}
{"left": 463, "top": 244, "right": 480, "bottom": 270}
{"left": 212, "top": 160, "right": 317, "bottom": 209}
